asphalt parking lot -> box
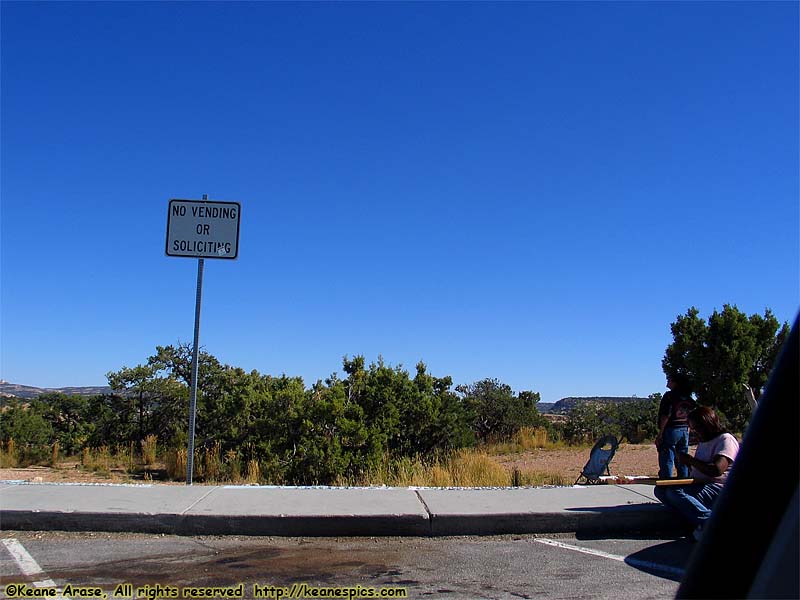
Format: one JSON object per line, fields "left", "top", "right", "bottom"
{"left": 1, "top": 531, "right": 690, "bottom": 600}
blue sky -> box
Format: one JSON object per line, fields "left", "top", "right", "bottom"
{"left": 2, "top": 2, "right": 798, "bottom": 404}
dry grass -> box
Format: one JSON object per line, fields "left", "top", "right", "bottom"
{"left": 49, "top": 442, "right": 60, "bottom": 467}
{"left": 486, "top": 427, "right": 573, "bottom": 455}
{"left": 353, "top": 447, "right": 567, "bottom": 488}
{"left": 204, "top": 442, "right": 223, "bottom": 483}
{"left": 162, "top": 446, "right": 248, "bottom": 483}
{"left": 0, "top": 439, "right": 18, "bottom": 468}
{"left": 165, "top": 448, "right": 187, "bottom": 480}
{"left": 5, "top": 429, "right": 592, "bottom": 487}
{"left": 74, "top": 440, "right": 170, "bottom": 480}
{"left": 246, "top": 459, "right": 262, "bottom": 484}
{"left": 82, "top": 446, "right": 112, "bottom": 474}
{"left": 447, "top": 450, "right": 510, "bottom": 486}
{"left": 141, "top": 435, "right": 158, "bottom": 466}
{"left": 114, "top": 442, "right": 136, "bottom": 472}
{"left": 225, "top": 450, "right": 242, "bottom": 483}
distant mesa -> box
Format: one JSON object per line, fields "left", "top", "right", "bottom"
{"left": 0, "top": 381, "right": 111, "bottom": 400}
{"left": 538, "top": 396, "right": 649, "bottom": 414}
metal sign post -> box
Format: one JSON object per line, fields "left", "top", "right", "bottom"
{"left": 186, "top": 252, "right": 204, "bottom": 485}
{"left": 165, "top": 194, "right": 240, "bottom": 485}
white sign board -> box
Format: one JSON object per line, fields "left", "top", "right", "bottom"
{"left": 166, "top": 199, "right": 241, "bottom": 259}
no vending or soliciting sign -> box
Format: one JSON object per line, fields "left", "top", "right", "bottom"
{"left": 166, "top": 199, "right": 241, "bottom": 259}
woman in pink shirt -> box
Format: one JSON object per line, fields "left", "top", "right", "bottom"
{"left": 654, "top": 406, "right": 740, "bottom": 541}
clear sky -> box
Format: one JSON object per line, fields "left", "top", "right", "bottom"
{"left": 2, "top": 2, "right": 798, "bottom": 404}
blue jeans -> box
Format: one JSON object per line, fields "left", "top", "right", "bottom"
{"left": 654, "top": 481, "right": 724, "bottom": 527}
{"left": 658, "top": 425, "right": 689, "bottom": 479}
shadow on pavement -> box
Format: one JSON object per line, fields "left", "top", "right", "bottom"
{"left": 566, "top": 503, "right": 685, "bottom": 539}
{"left": 569, "top": 530, "right": 694, "bottom": 582}
{"left": 567, "top": 504, "right": 665, "bottom": 514}
{"left": 623, "top": 539, "right": 694, "bottom": 583}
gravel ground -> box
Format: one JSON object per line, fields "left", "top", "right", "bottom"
{"left": 495, "top": 443, "right": 661, "bottom": 481}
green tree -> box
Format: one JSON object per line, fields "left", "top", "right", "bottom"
{"left": 105, "top": 362, "right": 187, "bottom": 447}
{"left": 616, "top": 397, "right": 660, "bottom": 443}
{"left": 101, "top": 343, "right": 232, "bottom": 450}
{"left": 456, "top": 378, "right": 544, "bottom": 442}
{"left": 412, "top": 362, "right": 475, "bottom": 453}
{"left": 559, "top": 398, "right": 660, "bottom": 444}
{"left": 563, "top": 402, "right": 621, "bottom": 443}
{"left": 237, "top": 373, "right": 312, "bottom": 483}
{"left": 663, "top": 305, "right": 789, "bottom": 430}
{"left": 91, "top": 347, "right": 524, "bottom": 483}
{"left": 106, "top": 364, "right": 161, "bottom": 444}
{"left": 37, "top": 393, "right": 91, "bottom": 455}
{"left": 341, "top": 356, "right": 474, "bottom": 459}
{"left": 0, "top": 400, "right": 54, "bottom": 464}
{"left": 147, "top": 343, "right": 223, "bottom": 390}
{"left": 282, "top": 378, "right": 371, "bottom": 484}
{"left": 87, "top": 393, "right": 138, "bottom": 448}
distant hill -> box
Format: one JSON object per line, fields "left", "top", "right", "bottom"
{"left": 539, "top": 396, "right": 651, "bottom": 414}
{"left": 0, "top": 381, "right": 111, "bottom": 400}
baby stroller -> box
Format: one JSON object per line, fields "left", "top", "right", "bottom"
{"left": 574, "top": 434, "right": 621, "bottom": 485}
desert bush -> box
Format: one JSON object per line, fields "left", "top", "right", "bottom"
{"left": 1, "top": 439, "right": 18, "bottom": 468}
{"left": 124, "top": 441, "right": 135, "bottom": 472}
{"left": 456, "top": 379, "right": 545, "bottom": 442}
{"left": 225, "top": 449, "right": 241, "bottom": 483}
{"left": 0, "top": 401, "right": 53, "bottom": 465}
{"left": 83, "top": 446, "right": 111, "bottom": 474}
{"left": 246, "top": 459, "right": 261, "bottom": 484}
{"left": 50, "top": 441, "right": 60, "bottom": 466}
{"left": 165, "top": 448, "right": 187, "bottom": 480}
{"left": 204, "top": 442, "right": 222, "bottom": 482}
{"left": 141, "top": 435, "right": 158, "bottom": 466}
{"left": 617, "top": 399, "right": 659, "bottom": 442}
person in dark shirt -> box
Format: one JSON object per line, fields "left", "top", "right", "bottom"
{"left": 655, "top": 373, "right": 696, "bottom": 478}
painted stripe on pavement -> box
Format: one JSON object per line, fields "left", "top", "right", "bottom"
{"left": 2, "top": 538, "right": 63, "bottom": 595}
{"left": 535, "top": 538, "right": 686, "bottom": 578}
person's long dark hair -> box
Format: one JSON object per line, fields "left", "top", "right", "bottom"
{"left": 688, "top": 406, "right": 727, "bottom": 441}
{"left": 671, "top": 372, "right": 693, "bottom": 396}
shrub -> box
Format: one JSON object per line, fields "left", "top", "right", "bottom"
{"left": 165, "top": 448, "right": 187, "bottom": 481}
{"left": 246, "top": 459, "right": 261, "bottom": 484}
{"left": 204, "top": 442, "right": 222, "bottom": 482}
{"left": 83, "top": 446, "right": 111, "bottom": 474}
{"left": 457, "top": 379, "right": 546, "bottom": 442}
{"left": 141, "top": 435, "right": 158, "bottom": 466}
{"left": 1, "top": 439, "right": 18, "bottom": 468}
{"left": 50, "top": 442, "right": 59, "bottom": 467}
{"left": 225, "top": 449, "right": 241, "bottom": 483}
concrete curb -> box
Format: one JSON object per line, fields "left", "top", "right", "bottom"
{"left": 0, "top": 511, "right": 433, "bottom": 537}
{"left": 426, "top": 505, "right": 680, "bottom": 537}
{"left": 0, "top": 482, "right": 684, "bottom": 537}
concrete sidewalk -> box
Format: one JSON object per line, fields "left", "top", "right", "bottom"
{"left": 0, "top": 482, "right": 682, "bottom": 537}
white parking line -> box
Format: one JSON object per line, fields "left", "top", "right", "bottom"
{"left": 1, "top": 538, "right": 63, "bottom": 595}
{"left": 535, "top": 538, "right": 686, "bottom": 578}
